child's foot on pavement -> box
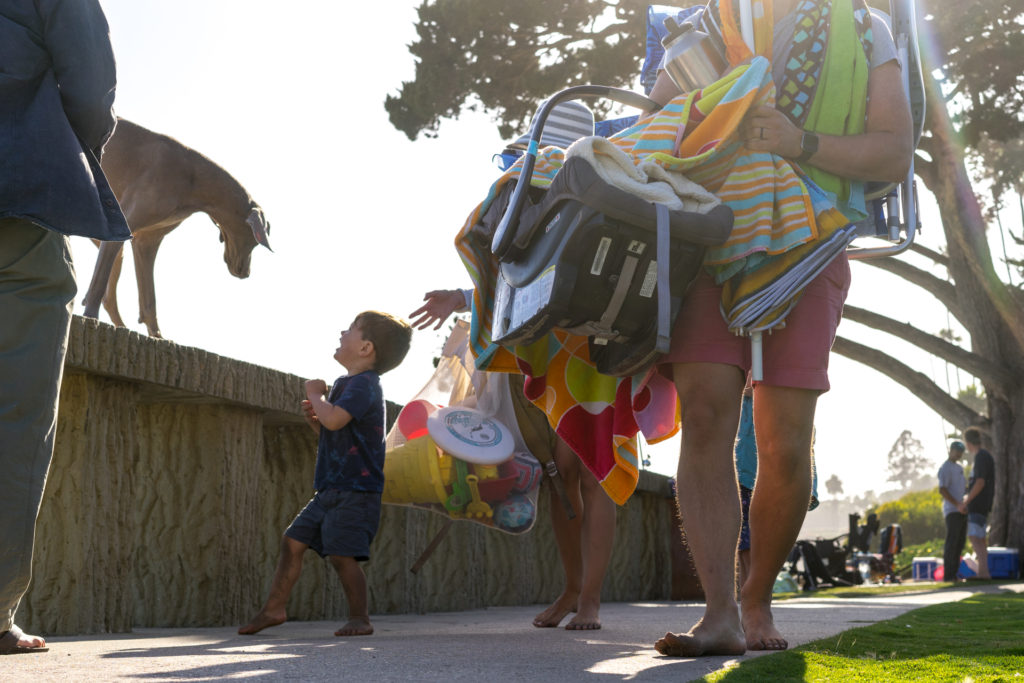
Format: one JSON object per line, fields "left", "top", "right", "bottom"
{"left": 238, "top": 610, "right": 286, "bottom": 635}
{"left": 335, "top": 617, "right": 373, "bottom": 636}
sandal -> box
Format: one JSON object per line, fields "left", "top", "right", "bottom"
{"left": 0, "top": 625, "right": 49, "bottom": 655}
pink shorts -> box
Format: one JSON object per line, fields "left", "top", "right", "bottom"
{"left": 659, "top": 253, "right": 851, "bottom": 392}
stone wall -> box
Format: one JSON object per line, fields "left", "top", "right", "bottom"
{"left": 18, "top": 317, "right": 675, "bottom": 635}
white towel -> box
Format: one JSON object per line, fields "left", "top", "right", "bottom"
{"left": 564, "top": 136, "right": 721, "bottom": 214}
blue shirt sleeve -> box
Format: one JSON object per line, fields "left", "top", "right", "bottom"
{"left": 331, "top": 373, "right": 377, "bottom": 423}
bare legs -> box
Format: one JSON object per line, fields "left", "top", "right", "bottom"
{"left": 533, "top": 437, "right": 616, "bottom": 630}
{"left": 330, "top": 555, "right": 373, "bottom": 636}
{"left": 239, "top": 535, "right": 306, "bottom": 634}
{"left": 239, "top": 535, "right": 372, "bottom": 636}
{"left": 655, "top": 364, "right": 818, "bottom": 656}
{"left": 969, "top": 534, "right": 991, "bottom": 579}
{"left": 655, "top": 363, "right": 746, "bottom": 657}
{"left": 741, "top": 384, "right": 817, "bottom": 651}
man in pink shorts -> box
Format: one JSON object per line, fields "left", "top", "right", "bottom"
{"left": 647, "top": 0, "right": 913, "bottom": 658}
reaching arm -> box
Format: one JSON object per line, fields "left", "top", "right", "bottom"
{"left": 409, "top": 289, "right": 470, "bottom": 330}
{"left": 304, "top": 380, "right": 353, "bottom": 432}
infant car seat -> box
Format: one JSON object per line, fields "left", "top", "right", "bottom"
{"left": 489, "top": 86, "right": 733, "bottom": 376}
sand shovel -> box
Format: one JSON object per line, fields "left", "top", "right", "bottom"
{"left": 464, "top": 475, "right": 493, "bottom": 520}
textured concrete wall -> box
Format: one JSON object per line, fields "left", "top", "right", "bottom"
{"left": 18, "top": 317, "right": 675, "bottom": 635}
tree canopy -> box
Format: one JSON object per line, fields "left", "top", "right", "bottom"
{"left": 386, "top": 0, "right": 648, "bottom": 141}
{"left": 886, "top": 430, "right": 931, "bottom": 489}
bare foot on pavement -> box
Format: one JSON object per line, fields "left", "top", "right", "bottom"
{"left": 742, "top": 602, "right": 788, "bottom": 651}
{"left": 654, "top": 615, "right": 746, "bottom": 657}
{"left": 533, "top": 593, "right": 578, "bottom": 628}
{"left": 565, "top": 596, "right": 601, "bottom": 630}
{"left": 238, "top": 609, "right": 286, "bottom": 635}
{"left": 335, "top": 617, "right": 373, "bottom": 636}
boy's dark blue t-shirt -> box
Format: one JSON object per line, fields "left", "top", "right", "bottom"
{"left": 313, "top": 370, "right": 385, "bottom": 493}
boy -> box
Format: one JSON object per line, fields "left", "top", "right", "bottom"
{"left": 239, "top": 311, "right": 412, "bottom": 637}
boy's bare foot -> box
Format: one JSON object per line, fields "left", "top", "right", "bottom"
{"left": 533, "top": 593, "right": 578, "bottom": 628}
{"left": 741, "top": 602, "right": 787, "bottom": 651}
{"left": 334, "top": 617, "right": 373, "bottom": 637}
{"left": 654, "top": 614, "right": 746, "bottom": 657}
{"left": 238, "top": 609, "right": 286, "bottom": 635}
{"left": 565, "top": 597, "right": 601, "bottom": 630}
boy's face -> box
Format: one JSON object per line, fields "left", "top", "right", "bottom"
{"left": 334, "top": 321, "right": 370, "bottom": 369}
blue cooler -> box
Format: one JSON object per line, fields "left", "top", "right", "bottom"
{"left": 912, "top": 557, "right": 939, "bottom": 580}
{"left": 958, "top": 557, "right": 976, "bottom": 579}
{"left": 987, "top": 547, "right": 1020, "bottom": 579}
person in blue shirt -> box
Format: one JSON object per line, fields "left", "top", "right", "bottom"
{"left": 1, "top": 0, "right": 130, "bottom": 656}
{"left": 239, "top": 311, "right": 412, "bottom": 638}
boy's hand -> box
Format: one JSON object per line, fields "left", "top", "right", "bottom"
{"left": 410, "top": 289, "right": 466, "bottom": 330}
{"left": 301, "top": 399, "right": 320, "bottom": 433}
{"left": 305, "top": 379, "right": 328, "bottom": 399}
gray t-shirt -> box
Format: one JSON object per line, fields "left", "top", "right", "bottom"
{"left": 937, "top": 459, "right": 967, "bottom": 517}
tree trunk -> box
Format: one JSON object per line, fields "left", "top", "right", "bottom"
{"left": 986, "top": 393, "right": 1024, "bottom": 549}
{"left": 901, "top": 73, "right": 1024, "bottom": 549}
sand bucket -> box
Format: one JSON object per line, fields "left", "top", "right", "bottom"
{"left": 383, "top": 435, "right": 452, "bottom": 505}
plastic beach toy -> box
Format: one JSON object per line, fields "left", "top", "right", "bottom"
{"left": 397, "top": 399, "right": 439, "bottom": 440}
{"left": 426, "top": 406, "right": 515, "bottom": 465}
{"left": 382, "top": 435, "right": 452, "bottom": 505}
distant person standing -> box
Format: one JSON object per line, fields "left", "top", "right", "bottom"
{"left": 937, "top": 441, "right": 967, "bottom": 583}
{"left": 963, "top": 428, "right": 995, "bottom": 580}
{"left": 0, "top": 0, "right": 129, "bottom": 655}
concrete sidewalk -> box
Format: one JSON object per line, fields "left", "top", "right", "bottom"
{"left": 5, "top": 583, "right": 1020, "bottom": 682}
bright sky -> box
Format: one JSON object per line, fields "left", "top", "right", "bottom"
{"left": 77, "top": 0, "right": 1000, "bottom": 498}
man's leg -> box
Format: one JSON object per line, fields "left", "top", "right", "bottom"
{"left": 968, "top": 514, "right": 990, "bottom": 579}
{"left": 0, "top": 221, "right": 76, "bottom": 650}
{"left": 238, "top": 535, "right": 307, "bottom": 634}
{"left": 568, "top": 438, "right": 615, "bottom": 630}
{"left": 943, "top": 513, "right": 965, "bottom": 581}
{"left": 740, "top": 384, "right": 817, "bottom": 651}
{"left": 655, "top": 363, "right": 746, "bottom": 657}
{"left": 534, "top": 441, "right": 584, "bottom": 628}
{"left": 329, "top": 555, "right": 373, "bottom": 636}
{"left": 953, "top": 514, "right": 968, "bottom": 579}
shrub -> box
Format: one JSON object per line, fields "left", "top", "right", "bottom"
{"left": 868, "top": 489, "right": 945, "bottom": 546}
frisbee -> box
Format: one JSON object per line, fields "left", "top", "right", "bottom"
{"left": 426, "top": 406, "right": 515, "bottom": 465}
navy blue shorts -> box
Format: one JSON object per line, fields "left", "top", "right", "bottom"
{"left": 738, "top": 486, "right": 753, "bottom": 552}
{"left": 284, "top": 489, "right": 382, "bottom": 561}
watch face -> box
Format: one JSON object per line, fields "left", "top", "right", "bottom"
{"left": 802, "top": 132, "right": 819, "bottom": 154}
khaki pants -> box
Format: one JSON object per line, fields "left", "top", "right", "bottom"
{"left": 0, "top": 218, "right": 76, "bottom": 631}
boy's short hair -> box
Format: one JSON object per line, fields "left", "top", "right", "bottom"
{"left": 964, "top": 427, "right": 983, "bottom": 446}
{"left": 354, "top": 311, "right": 413, "bottom": 375}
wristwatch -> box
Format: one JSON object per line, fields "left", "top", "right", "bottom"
{"left": 796, "top": 131, "right": 819, "bottom": 162}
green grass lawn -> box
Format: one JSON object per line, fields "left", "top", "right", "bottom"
{"left": 701, "top": 590, "right": 1024, "bottom": 682}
